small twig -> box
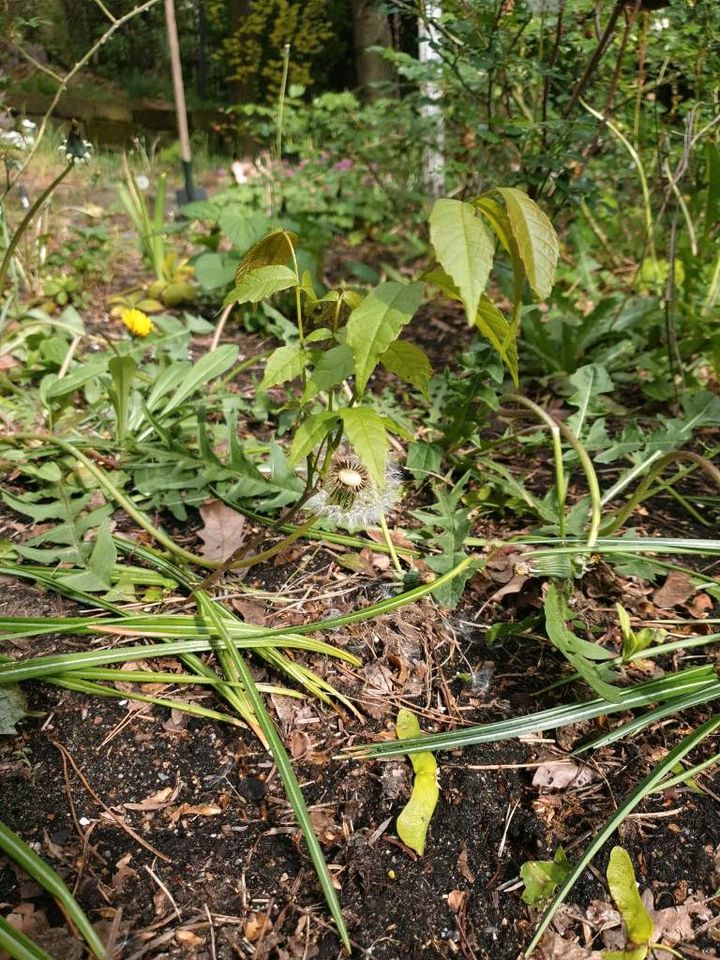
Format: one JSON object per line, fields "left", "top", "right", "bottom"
{"left": 209, "top": 303, "right": 233, "bottom": 352}
{"left": 11, "top": 0, "right": 161, "bottom": 185}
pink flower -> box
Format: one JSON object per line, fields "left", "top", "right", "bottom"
{"left": 333, "top": 158, "right": 353, "bottom": 172}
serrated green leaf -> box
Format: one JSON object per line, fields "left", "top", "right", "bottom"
{"left": 345, "top": 282, "right": 424, "bottom": 394}
{"left": 429, "top": 199, "right": 495, "bottom": 324}
{"left": 380, "top": 340, "right": 432, "bottom": 398}
{"left": 288, "top": 412, "right": 339, "bottom": 465}
{"left": 495, "top": 187, "right": 558, "bottom": 300}
{"left": 520, "top": 847, "right": 573, "bottom": 905}
{"left": 303, "top": 345, "right": 355, "bottom": 401}
{"left": 475, "top": 296, "right": 519, "bottom": 385}
{"left": 44, "top": 357, "right": 109, "bottom": 400}
{"left": 607, "top": 847, "right": 653, "bottom": 948}
{"left": 545, "top": 584, "right": 622, "bottom": 702}
{"left": 259, "top": 345, "right": 308, "bottom": 392}
{"left": 395, "top": 709, "right": 439, "bottom": 856}
{"left": 566, "top": 364, "right": 614, "bottom": 439}
{"left": 339, "top": 407, "right": 388, "bottom": 487}
{"left": 223, "top": 265, "right": 298, "bottom": 307}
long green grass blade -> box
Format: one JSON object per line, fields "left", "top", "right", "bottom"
{"left": 346, "top": 667, "right": 717, "bottom": 758}
{"left": 0, "top": 916, "right": 52, "bottom": 960}
{"left": 572, "top": 681, "right": 720, "bottom": 753}
{"left": 524, "top": 715, "right": 720, "bottom": 955}
{"left": 0, "top": 632, "right": 357, "bottom": 683}
{"left": 196, "top": 591, "right": 351, "bottom": 952}
{"left": 0, "top": 821, "right": 106, "bottom": 959}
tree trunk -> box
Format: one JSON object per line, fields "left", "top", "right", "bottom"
{"left": 350, "top": 0, "right": 396, "bottom": 101}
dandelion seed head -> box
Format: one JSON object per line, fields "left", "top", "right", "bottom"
{"left": 305, "top": 447, "right": 402, "bottom": 531}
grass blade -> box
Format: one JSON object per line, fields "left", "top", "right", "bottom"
{"left": 346, "top": 668, "right": 718, "bottom": 758}
{"left": 0, "top": 915, "right": 53, "bottom": 960}
{"left": 0, "top": 821, "right": 106, "bottom": 959}
{"left": 196, "top": 591, "right": 351, "bottom": 953}
{"left": 524, "top": 714, "right": 720, "bottom": 955}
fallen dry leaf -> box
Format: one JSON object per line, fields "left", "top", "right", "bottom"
{"left": 687, "top": 592, "right": 714, "bottom": 618}
{"left": 124, "top": 785, "right": 178, "bottom": 811}
{"left": 244, "top": 912, "right": 272, "bottom": 941}
{"left": 166, "top": 802, "right": 223, "bottom": 823}
{"left": 458, "top": 841, "right": 476, "bottom": 884}
{"left": 447, "top": 889, "right": 467, "bottom": 913}
{"left": 653, "top": 570, "right": 694, "bottom": 609}
{"left": 538, "top": 931, "right": 603, "bottom": 959}
{"left": 532, "top": 761, "right": 593, "bottom": 791}
{"left": 197, "top": 499, "right": 246, "bottom": 561}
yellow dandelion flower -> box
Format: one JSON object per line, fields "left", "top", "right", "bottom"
{"left": 120, "top": 308, "right": 154, "bottom": 337}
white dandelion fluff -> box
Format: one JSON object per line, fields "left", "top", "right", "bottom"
{"left": 305, "top": 448, "right": 402, "bottom": 532}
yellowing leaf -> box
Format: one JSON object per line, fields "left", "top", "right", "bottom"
{"left": 339, "top": 407, "right": 388, "bottom": 488}
{"left": 495, "top": 188, "right": 558, "bottom": 301}
{"left": 607, "top": 847, "right": 654, "bottom": 948}
{"left": 429, "top": 199, "right": 495, "bottom": 325}
{"left": 395, "top": 708, "right": 439, "bottom": 856}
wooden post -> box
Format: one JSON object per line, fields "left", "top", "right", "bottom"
{"left": 164, "top": 0, "right": 195, "bottom": 200}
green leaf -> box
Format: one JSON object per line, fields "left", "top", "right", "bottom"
{"left": 345, "top": 282, "right": 424, "bottom": 394}
{"left": 303, "top": 344, "right": 355, "bottom": 401}
{"left": 44, "top": 357, "right": 109, "bottom": 401}
{"left": 520, "top": 847, "right": 573, "bottom": 905}
{"left": 475, "top": 296, "right": 519, "bottom": 385}
{"left": 161, "top": 345, "right": 239, "bottom": 416}
{"left": 494, "top": 187, "right": 559, "bottom": 300}
{"left": 0, "top": 685, "right": 29, "bottom": 735}
{"left": 193, "top": 252, "right": 239, "bottom": 291}
{"left": 218, "top": 210, "right": 275, "bottom": 252}
{"left": 108, "top": 354, "right": 137, "bottom": 440}
{"left": 544, "top": 584, "right": 623, "bottom": 702}
{"left": 339, "top": 407, "right": 388, "bottom": 487}
{"left": 395, "top": 709, "right": 439, "bottom": 856}
{"left": 223, "top": 265, "right": 298, "bottom": 307}
{"left": 380, "top": 340, "right": 432, "bottom": 398}
{"left": 288, "top": 412, "right": 339, "bottom": 465}
{"left": 0, "top": 913, "right": 53, "bottom": 960}
{"left": 259, "top": 345, "right": 308, "bottom": 392}
{"left": 603, "top": 948, "right": 648, "bottom": 960}
{"left": 607, "top": 846, "right": 654, "bottom": 947}
{"left": 429, "top": 198, "right": 495, "bottom": 324}
{"left": 566, "top": 364, "right": 614, "bottom": 439}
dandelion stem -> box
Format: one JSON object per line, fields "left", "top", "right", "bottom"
{"left": 380, "top": 513, "right": 403, "bottom": 576}
{"left": 0, "top": 161, "right": 74, "bottom": 295}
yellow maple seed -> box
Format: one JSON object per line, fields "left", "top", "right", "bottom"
{"left": 120, "top": 307, "right": 154, "bottom": 337}
{"left": 395, "top": 708, "right": 439, "bottom": 856}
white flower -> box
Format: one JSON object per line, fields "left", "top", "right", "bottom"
{"left": 135, "top": 174, "right": 150, "bottom": 191}
{"left": 305, "top": 448, "right": 402, "bottom": 531}
{"left": 651, "top": 16, "right": 670, "bottom": 31}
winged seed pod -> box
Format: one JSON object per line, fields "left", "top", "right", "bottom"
{"left": 305, "top": 448, "right": 402, "bottom": 531}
